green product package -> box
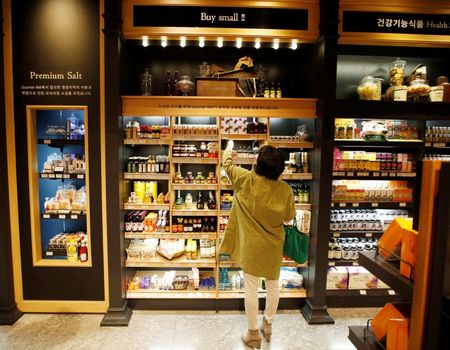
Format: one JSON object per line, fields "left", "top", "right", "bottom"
{"left": 283, "top": 225, "right": 309, "bottom": 264}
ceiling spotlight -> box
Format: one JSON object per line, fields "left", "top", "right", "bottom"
{"left": 180, "top": 36, "right": 186, "bottom": 47}
{"left": 291, "top": 39, "right": 298, "bottom": 50}
{"left": 142, "top": 36, "right": 149, "bottom": 47}
{"left": 199, "top": 37, "right": 205, "bottom": 48}
{"left": 217, "top": 37, "right": 223, "bottom": 48}
{"left": 255, "top": 38, "right": 261, "bottom": 49}
{"left": 273, "top": 38, "right": 280, "bottom": 50}
{"left": 236, "top": 37, "right": 242, "bottom": 49}
{"left": 161, "top": 36, "right": 168, "bottom": 47}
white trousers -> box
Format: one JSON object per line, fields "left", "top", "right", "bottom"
{"left": 244, "top": 272, "right": 280, "bottom": 330}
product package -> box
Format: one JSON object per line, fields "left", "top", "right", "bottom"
{"left": 326, "top": 266, "right": 348, "bottom": 290}
{"left": 347, "top": 266, "right": 378, "bottom": 289}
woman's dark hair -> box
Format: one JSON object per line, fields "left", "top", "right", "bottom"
{"left": 255, "top": 145, "right": 285, "bottom": 180}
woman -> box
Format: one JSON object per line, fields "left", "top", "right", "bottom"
{"left": 219, "top": 141, "right": 296, "bottom": 349}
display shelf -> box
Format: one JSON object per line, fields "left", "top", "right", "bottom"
{"left": 172, "top": 157, "right": 218, "bottom": 164}
{"left": 39, "top": 173, "right": 85, "bottom": 180}
{"left": 124, "top": 203, "right": 170, "bottom": 210}
{"left": 332, "top": 171, "right": 416, "bottom": 180}
{"left": 226, "top": 158, "right": 256, "bottom": 165}
{"left": 172, "top": 209, "right": 218, "bottom": 216}
{"left": 331, "top": 231, "right": 382, "bottom": 238}
{"left": 280, "top": 173, "right": 313, "bottom": 180}
{"left": 358, "top": 251, "right": 413, "bottom": 299}
{"left": 334, "top": 139, "right": 423, "bottom": 148}
{"left": 127, "top": 290, "right": 217, "bottom": 299}
{"left": 41, "top": 213, "right": 86, "bottom": 220}
{"left": 124, "top": 232, "right": 217, "bottom": 239}
{"left": 218, "top": 288, "right": 307, "bottom": 299}
{"left": 124, "top": 172, "right": 170, "bottom": 180}
{"left": 37, "top": 138, "right": 84, "bottom": 146}
{"left": 328, "top": 260, "right": 360, "bottom": 267}
{"left": 126, "top": 255, "right": 216, "bottom": 268}
{"left": 424, "top": 142, "right": 450, "bottom": 149}
{"left": 219, "top": 260, "right": 308, "bottom": 268}
{"left": 295, "top": 203, "right": 311, "bottom": 210}
{"left": 335, "top": 100, "right": 450, "bottom": 119}
{"left": 348, "top": 326, "right": 384, "bottom": 350}
{"left": 123, "top": 138, "right": 170, "bottom": 145}
{"left": 171, "top": 184, "right": 218, "bottom": 190}
{"left": 331, "top": 202, "right": 414, "bottom": 209}
{"left": 269, "top": 141, "right": 314, "bottom": 149}
{"left": 221, "top": 134, "right": 267, "bottom": 140}
{"left": 220, "top": 183, "right": 233, "bottom": 190}
{"left": 172, "top": 134, "right": 218, "bottom": 141}
{"left": 219, "top": 209, "right": 231, "bottom": 216}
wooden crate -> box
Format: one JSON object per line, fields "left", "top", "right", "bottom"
{"left": 196, "top": 78, "right": 239, "bottom": 97}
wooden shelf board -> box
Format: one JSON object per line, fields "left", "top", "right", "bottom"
{"left": 220, "top": 184, "right": 233, "bottom": 190}
{"left": 172, "top": 209, "right": 218, "bottom": 216}
{"left": 41, "top": 213, "right": 86, "bottom": 220}
{"left": 172, "top": 184, "right": 218, "bottom": 190}
{"left": 39, "top": 173, "right": 85, "bottom": 180}
{"left": 221, "top": 134, "right": 267, "bottom": 140}
{"left": 219, "top": 260, "right": 307, "bottom": 268}
{"left": 126, "top": 255, "right": 216, "bottom": 268}
{"left": 295, "top": 203, "right": 311, "bottom": 210}
{"left": 218, "top": 288, "right": 307, "bottom": 299}
{"left": 124, "top": 203, "right": 170, "bottom": 210}
{"left": 172, "top": 157, "right": 218, "bottom": 164}
{"left": 280, "top": 173, "right": 313, "bottom": 180}
{"left": 127, "top": 290, "right": 217, "bottom": 299}
{"left": 38, "top": 138, "right": 84, "bottom": 146}
{"left": 331, "top": 202, "right": 414, "bottom": 209}
{"left": 124, "top": 232, "right": 217, "bottom": 239}
{"left": 269, "top": 141, "right": 314, "bottom": 149}
{"left": 172, "top": 134, "right": 218, "bottom": 141}
{"left": 123, "top": 138, "right": 170, "bottom": 145}
{"left": 332, "top": 171, "right": 416, "bottom": 179}
{"left": 331, "top": 231, "right": 383, "bottom": 238}
{"left": 124, "top": 173, "right": 170, "bottom": 180}
{"left": 220, "top": 210, "right": 231, "bottom": 216}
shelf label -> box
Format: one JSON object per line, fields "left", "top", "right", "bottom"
{"left": 71, "top": 215, "right": 78, "bottom": 219}
{"left": 333, "top": 233, "right": 340, "bottom": 238}
{"left": 43, "top": 214, "right": 50, "bottom": 219}
{"left": 373, "top": 172, "right": 380, "bottom": 177}
{"left": 59, "top": 214, "right": 66, "bottom": 219}
{"left": 339, "top": 203, "right": 346, "bottom": 207}
{"left": 77, "top": 174, "right": 84, "bottom": 179}
{"left": 54, "top": 166, "right": 64, "bottom": 172}
{"left": 357, "top": 172, "right": 369, "bottom": 177}
{"left": 434, "top": 143, "right": 446, "bottom": 148}
{"left": 359, "top": 290, "right": 367, "bottom": 295}
{"left": 139, "top": 139, "right": 147, "bottom": 144}
{"left": 381, "top": 172, "right": 388, "bottom": 177}
{"left": 41, "top": 173, "right": 48, "bottom": 178}
{"left": 347, "top": 172, "right": 354, "bottom": 177}
{"left": 400, "top": 172, "right": 416, "bottom": 177}
{"left": 399, "top": 203, "right": 407, "bottom": 207}
{"left": 352, "top": 203, "right": 360, "bottom": 207}
{"left": 63, "top": 174, "right": 70, "bottom": 179}
{"left": 44, "top": 139, "right": 51, "bottom": 144}
{"left": 333, "top": 172, "right": 338, "bottom": 176}
{"left": 46, "top": 251, "right": 54, "bottom": 256}
{"left": 388, "top": 290, "right": 396, "bottom": 295}
{"left": 49, "top": 174, "right": 55, "bottom": 178}
{"left": 390, "top": 172, "right": 396, "bottom": 177}
{"left": 328, "top": 261, "right": 336, "bottom": 266}
{"left": 365, "top": 233, "right": 373, "bottom": 238}
{"left": 352, "top": 262, "right": 359, "bottom": 266}
{"left": 425, "top": 142, "right": 432, "bottom": 147}
{"left": 371, "top": 203, "right": 379, "bottom": 207}
{"left": 55, "top": 174, "right": 63, "bottom": 179}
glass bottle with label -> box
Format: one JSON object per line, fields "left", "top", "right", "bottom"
{"left": 196, "top": 191, "right": 205, "bottom": 210}
{"left": 207, "top": 191, "right": 217, "bottom": 210}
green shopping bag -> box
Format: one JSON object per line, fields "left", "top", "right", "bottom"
{"left": 283, "top": 225, "right": 309, "bottom": 264}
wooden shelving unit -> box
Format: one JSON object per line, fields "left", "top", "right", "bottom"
{"left": 124, "top": 173, "right": 170, "bottom": 180}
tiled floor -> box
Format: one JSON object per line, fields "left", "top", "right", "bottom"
{"left": 0, "top": 308, "right": 378, "bottom": 350}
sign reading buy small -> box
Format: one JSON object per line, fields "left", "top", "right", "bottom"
{"left": 343, "top": 11, "right": 450, "bottom": 35}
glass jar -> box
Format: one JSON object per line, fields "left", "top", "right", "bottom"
{"left": 357, "top": 76, "right": 383, "bottom": 101}
{"left": 393, "top": 86, "right": 407, "bottom": 101}
{"left": 430, "top": 86, "right": 444, "bottom": 102}
{"left": 407, "top": 79, "right": 430, "bottom": 102}
{"left": 390, "top": 59, "right": 406, "bottom": 86}
{"left": 140, "top": 68, "right": 152, "bottom": 96}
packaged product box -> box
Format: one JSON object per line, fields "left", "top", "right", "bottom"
{"left": 378, "top": 278, "right": 391, "bottom": 289}
{"left": 326, "top": 266, "right": 348, "bottom": 290}
{"left": 387, "top": 318, "right": 409, "bottom": 350}
{"left": 371, "top": 302, "right": 410, "bottom": 341}
{"left": 400, "top": 228, "right": 418, "bottom": 279}
{"left": 347, "top": 266, "right": 378, "bottom": 289}
{"left": 378, "top": 218, "right": 413, "bottom": 258}
{"left": 144, "top": 212, "right": 158, "bottom": 232}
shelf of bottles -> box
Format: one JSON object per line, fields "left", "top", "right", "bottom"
{"left": 28, "top": 107, "right": 90, "bottom": 266}
{"left": 424, "top": 121, "right": 450, "bottom": 161}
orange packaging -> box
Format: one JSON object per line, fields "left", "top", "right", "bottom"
{"left": 144, "top": 212, "right": 158, "bottom": 232}
{"left": 386, "top": 318, "right": 409, "bottom": 350}
{"left": 400, "top": 228, "right": 418, "bottom": 279}
{"left": 378, "top": 218, "right": 413, "bottom": 259}
{"left": 371, "top": 303, "right": 409, "bottom": 341}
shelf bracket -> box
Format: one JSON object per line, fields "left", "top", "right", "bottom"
{"left": 301, "top": 298, "right": 335, "bottom": 325}
{"left": 100, "top": 302, "right": 132, "bottom": 327}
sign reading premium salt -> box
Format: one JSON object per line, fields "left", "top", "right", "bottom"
{"left": 342, "top": 11, "right": 450, "bottom": 35}
{"left": 133, "top": 6, "right": 308, "bottom": 30}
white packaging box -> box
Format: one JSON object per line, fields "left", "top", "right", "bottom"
{"left": 347, "top": 266, "right": 378, "bottom": 289}
{"left": 326, "top": 266, "right": 348, "bottom": 290}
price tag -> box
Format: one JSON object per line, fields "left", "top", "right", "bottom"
{"left": 41, "top": 173, "right": 48, "bottom": 178}
{"left": 357, "top": 172, "right": 369, "bottom": 177}
{"left": 373, "top": 172, "right": 380, "bottom": 177}
{"left": 359, "top": 290, "right": 367, "bottom": 295}
{"left": 352, "top": 262, "right": 359, "bottom": 266}
{"left": 339, "top": 172, "right": 346, "bottom": 176}
{"left": 401, "top": 172, "right": 415, "bottom": 177}
{"left": 63, "top": 174, "right": 70, "bottom": 179}
{"left": 43, "top": 214, "right": 50, "bottom": 219}
{"left": 54, "top": 166, "right": 64, "bottom": 172}
{"left": 44, "top": 139, "right": 51, "bottom": 144}
{"left": 425, "top": 142, "right": 432, "bottom": 147}
{"left": 333, "top": 172, "right": 338, "bottom": 176}
{"left": 371, "top": 203, "right": 379, "bottom": 207}
{"left": 399, "top": 203, "right": 407, "bottom": 207}
{"left": 365, "top": 233, "right": 373, "bottom": 238}
{"left": 55, "top": 174, "right": 63, "bottom": 179}
{"left": 328, "top": 261, "right": 336, "bottom": 266}
{"left": 46, "top": 251, "right": 54, "bottom": 256}
{"left": 390, "top": 173, "right": 396, "bottom": 177}
{"left": 59, "top": 214, "right": 66, "bottom": 219}
{"left": 71, "top": 215, "right": 78, "bottom": 219}
{"left": 339, "top": 203, "right": 346, "bottom": 207}
{"left": 434, "top": 143, "right": 445, "bottom": 148}
{"left": 347, "top": 172, "right": 354, "bottom": 177}
{"left": 49, "top": 174, "right": 55, "bottom": 178}
{"left": 353, "top": 203, "right": 360, "bottom": 207}
{"left": 77, "top": 174, "right": 84, "bottom": 179}
{"left": 388, "top": 290, "right": 396, "bottom": 295}
{"left": 139, "top": 139, "right": 146, "bottom": 144}
{"left": 381, "top": 172, "right": 388, "bottom": 177}
{"left": 333, "top": 233, "right": 340, "bottom": 238}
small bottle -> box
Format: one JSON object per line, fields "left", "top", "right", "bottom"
{"left": 172, "top": 71, "right": 180, "bottom": 96}
{"left": 79, "top": 242, "right": 88, "bottom": 262}
{"left": 196, "top": 191, "right": 204, "bottom": 210}
{"left": 207, "top": 191, "right": 217, "bottom": 210}
{"left": 164, "top": 71, "right": 172, "bottom": 96}
{"left": 263, "top": 82, "right": 270, "bottom": 98}
{"left": 269, "top": 82, "right": 276, "bottom": 98}
{"left": 276, "top": 82, "right": 282, "bottom": 98}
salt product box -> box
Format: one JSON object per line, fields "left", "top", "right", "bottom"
{"left": 326, "top": 266, "right": 348, "bottom": 290}
{"left": 347, "top": 266, "right": 378, "bottom": 289}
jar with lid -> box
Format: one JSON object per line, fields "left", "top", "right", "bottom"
{"left": 407, "top": 79, "right": 430, "bottom": 102}
{"left": 357, "top": 76, "right": 383, "bottom": 101}
{"left": 390, "top": 59, "right": 406, "bottom": 86}
{"left": 393, "top": 86, "right": 407, "bottom": 101}
{"left": 430, "top": 86, "right": 444, "bottom": 102}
